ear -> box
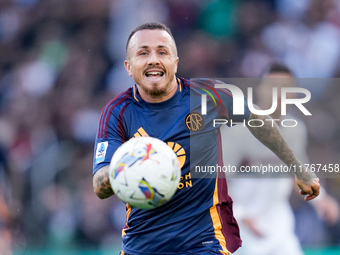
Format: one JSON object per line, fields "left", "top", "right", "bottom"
{"left": 124, "top": 60, "right": 133, "bottom": 77}
{"left": 174, "top": 57, "right": 179, "bottom": 74}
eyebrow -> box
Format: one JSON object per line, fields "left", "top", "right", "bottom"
{"left": 138, "top": 45, "right": 169, "bottom": 50}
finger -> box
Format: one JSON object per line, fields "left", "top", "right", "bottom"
{"left": 299, "top": 188, "right": 313, "bottom": 200}
{"left": 312, "top": 184, "right": 320, "bottom": 196}
{"left": 305, "top": 194, "right": 318, "bottom": 201}
{"left": 302, "top": 184, "right": 320, "bottom": 201}
{"left": 300, "top": 190, "right": 308, "bottom": 195}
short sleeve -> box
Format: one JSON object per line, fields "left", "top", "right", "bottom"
{"left": 93, "top": 107, "right": 126, "bottom": 175}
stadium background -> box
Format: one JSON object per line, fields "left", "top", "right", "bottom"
{"left": 0, "top": 0, "right": 340, "bottom": 254}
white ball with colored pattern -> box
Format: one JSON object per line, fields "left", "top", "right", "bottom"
{"left": 109, "top": 136, "right": 181, "bottom": 209}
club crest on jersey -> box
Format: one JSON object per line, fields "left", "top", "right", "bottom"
{"left": 95, "top": 141, "right": 108, "bottom": 164}
{"left": 185, "top": 112, "right": 204, "bottom": 131}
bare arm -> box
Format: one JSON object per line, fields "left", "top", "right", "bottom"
{"left": 246, "top": 112, "right": 320, "bottom": 201}
{"left": 93, "top": 165, "right": 114, "bottom": 199}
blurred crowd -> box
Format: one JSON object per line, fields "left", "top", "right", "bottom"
{"left": 0, "top": 0, "right": 340, "bottom": 252}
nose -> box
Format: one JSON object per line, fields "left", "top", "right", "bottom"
{"left": 147, "top": 51, "right": 160, "bottom": 65}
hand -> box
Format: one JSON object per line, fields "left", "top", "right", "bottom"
{"left": 295, "top": 177, "right": 320, "bottom": 201}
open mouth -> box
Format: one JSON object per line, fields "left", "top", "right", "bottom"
{"left": 145, "top": 71, "right": 164, "bottom": 78}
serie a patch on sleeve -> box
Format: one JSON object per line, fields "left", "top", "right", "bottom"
{"left": 95, "top": 141, "right": 108, "bottom": 164}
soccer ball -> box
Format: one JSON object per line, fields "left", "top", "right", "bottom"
{"left": 109, "top": 137, "right": 181, "bottom": 209}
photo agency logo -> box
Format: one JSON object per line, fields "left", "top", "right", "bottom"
{"left": 201, "top": 84, "right": 312, "bottom": 127}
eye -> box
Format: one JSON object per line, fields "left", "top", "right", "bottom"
{"left": 159, "top": 51, "right": 167, "bottom": 55}
{"left": 139, "top": 51, "right": 148, "bottom": 56}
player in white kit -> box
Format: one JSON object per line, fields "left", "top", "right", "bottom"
{"left": 221, "top": 63, "right": 339, "bottom": 255}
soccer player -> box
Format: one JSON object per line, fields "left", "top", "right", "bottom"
{"left": 92, "top": 23, "right": 320, "bottom": 255}
{"left": 221, "top": 63, "right": 339, "bottom": 255}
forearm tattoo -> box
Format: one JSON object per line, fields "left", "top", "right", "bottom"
{"left": 94, "top": 166, "right": 114, "bottom": 199}
{"left": 247, "top": 114, "right": 318, "bottom": 183}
